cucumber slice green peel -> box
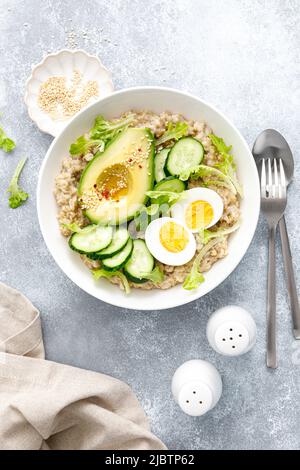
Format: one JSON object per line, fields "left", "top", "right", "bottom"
{"left": 153, "top": 176, "right": 186, "bottom": 193}
{"left": 87, "top": 227, "right": 129, "bottom": 260}
{"left": 102, "top": 238, "right": 133, "bottom": 271}
{"left": 166, "top": 137, "right": 204, "bottom": 178}
{"left": 69, "top": 225, "right": 113, "bottom": 254}
{"left": 124, "top": 239, "right": 154, "bottom": 283}
{"left": 154, "top": 148, "right": 170, "bottom": 182}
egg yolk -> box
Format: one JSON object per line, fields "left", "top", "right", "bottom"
{"left": 159, "top": 221, "right": 189, "bottom": 253}
{"left": 185, "top": 200, "right": 214, "bottom": 230}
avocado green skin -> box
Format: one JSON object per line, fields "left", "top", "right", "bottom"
{"left": 77, "top": 128, "right": 155, "bottom": 225}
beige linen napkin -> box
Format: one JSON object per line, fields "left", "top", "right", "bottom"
{"left": 0, "top": 282, "right": 166, "bottom": 450}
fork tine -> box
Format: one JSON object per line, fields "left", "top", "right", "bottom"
{"left": 273, "top": 159, "right": 278, "bottom": 198}
{"left": 279, "top": 159, "right": 287, "bottom": 199}
{"left": 267, "top": 158, "right": 274, "bottom": 198}
{"left": 261, "top": 159, "right": 266, "bottom": 197}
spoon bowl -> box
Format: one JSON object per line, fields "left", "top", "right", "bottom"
{"left": 252, "top": 129, "right": 294, "bottom": 184}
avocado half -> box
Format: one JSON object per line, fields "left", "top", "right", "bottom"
{"left": 78, "top": 128, "right": 154, "bottom": 225}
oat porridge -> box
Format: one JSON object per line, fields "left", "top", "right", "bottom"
{"left": 54, "top": 111, "right": 242, "bottom": 293}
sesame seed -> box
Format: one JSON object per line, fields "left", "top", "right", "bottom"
{"left": 38, "top": 69, "right": 99, "bottom": 121}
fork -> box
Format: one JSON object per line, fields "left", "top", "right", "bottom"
{"left": 260, "top": 158, "right": 287, "bottom": 368}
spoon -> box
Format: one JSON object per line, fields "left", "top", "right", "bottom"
{"left": 253, "top": 129, "right": 300, "bottom": 339}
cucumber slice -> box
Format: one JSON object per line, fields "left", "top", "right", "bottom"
{"left": 102, "top": 238, "right": 133, "bottom": 271}
{"left": 153, "top": 176, "right": 186, "bottom": 193}
{"left": 166, "top": 137, "right": 204, "bottom": 177}
{"left": 124, "top": 239, "right": 154, "bottom": 283}
{"left": 69, "top": 225, "right": 113, "bottom": 254}
{"left": 87, "top": 227, "right": 129, "bottom": 260}
{"left": 154, "top": 148, "right": 170, "bottom": 182}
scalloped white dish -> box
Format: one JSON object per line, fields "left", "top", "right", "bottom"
{"left": 25, "top": 49, "right": 114, "bottom": 136}
{"left": 37, "top": 87, "right": 260, "bottom": 311}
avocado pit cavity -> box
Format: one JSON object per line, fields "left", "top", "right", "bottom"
{"left": 96, "top": 163, "right": 132, "bottom": 201}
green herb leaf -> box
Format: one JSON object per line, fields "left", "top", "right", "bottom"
{"left": 0, "top": 126, "right": 16, "bottom": 153}
{"left": 92, "top": 268, "right": 131, "bottom": 294}
{"left": 7, "top": 158, "right": 29, "bottom": 208}
{"left": 156, "top": 121, "right": 188, "bottom": 146}
{"left": 141, "top": 265, "right": 164, "bottom": 283}
{"left": 183, "top": 237, "right": 224, "bottom": 290}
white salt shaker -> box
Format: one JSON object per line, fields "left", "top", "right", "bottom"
{"left": 206, "top": 305, "right": 257, "bottom": 356}
{"left": 171, "top": 359, "right": 222, "bottom": 416}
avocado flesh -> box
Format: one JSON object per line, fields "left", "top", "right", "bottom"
{"left": 78, "top": 128, "right": 154, "bottom": 225}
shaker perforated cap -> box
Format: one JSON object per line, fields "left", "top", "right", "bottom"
{"left": 206, "top": 305, "right": 257, "bottom": 356}
{"left": 171, "top": 360, "right": 222, "bottom": 417}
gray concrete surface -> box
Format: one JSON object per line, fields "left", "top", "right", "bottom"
{"left": 0, "top": 0, "right": 300, "bottom": 450}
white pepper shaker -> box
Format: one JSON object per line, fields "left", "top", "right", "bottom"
{"left": 206, "top": 305, "right": 257, "bottom": 356}
{"left": 171, "top": 359, "right": 222, "bottom": 416}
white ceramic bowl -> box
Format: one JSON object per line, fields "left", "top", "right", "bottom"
{"left": 37, "top": 87, "right": 260, "bottom": 310}
{"left": 25, "top": 49, "right": 114, "bottom": 137}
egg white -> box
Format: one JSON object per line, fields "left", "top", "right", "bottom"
{"left": 145, "top": 217, "right": 196, "bottom": 266}
{"left": 171, "top": 187, "right": 224, "bottom": 232}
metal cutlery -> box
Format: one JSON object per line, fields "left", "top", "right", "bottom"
{"left": 253, "top": 130, "right": 300, "bottom": 339}
{"left": 260, "top": 158, "right": 287, "bottom": 368}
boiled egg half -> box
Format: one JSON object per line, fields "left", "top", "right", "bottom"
{"left": 171, "top": 188, "right": 224, "bottom": 233}
{"left": 145, "top": 217, "right": 196, "bottom": 266}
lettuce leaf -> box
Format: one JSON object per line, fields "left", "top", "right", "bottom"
{"left": 69, "top": 114, "right": 134, "bottom": 156}
{"left": 182, "top": 265, "right": 205, "bottom": 290}
{"left": 184, "top": 165, "right": 237, "bottom": 194}
{"left": 209, "top": 134, "right": 232, "bottom": 156}
{"left": 63, "top": 222, "right": 96, "bottom": 233}
{"left": 183, "top": 237, "right": 224, "bottom": 290}
{"left": 144, "top": 204, "right": 160, "bottom": 216}
{"left": 146, "top": 190, "right": 185, "bottom": 206}
{"left": 69, "top": 136, "right": 105, "bottom": 156}
{"left": 140, "top": 265, "right": 164, "bottom": 283}
{"left": 63, "top": 222, "right": 83, "bottom": 233}
{"left": 0, "top": 126, "right": 16, "bottom": 153}
{"left": 90, "top": 113, "right": 135, "bottom": 140}
{"left": 209, "top": 134, "right": 243, "bottom": 197}
{"left": 200, "top": 221, "right": 241, "bottom": 245}
{"left": 178, "top": 165, "right": 201, "bottom": 181}
{"left": 156, "top": 121, "right": 188, "bottom": 146}
{"left": 92, "top": 268, "right": 130, "bottom": 294}
{"left": 7, "top": 158, "right": 29, "bottom": 208}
